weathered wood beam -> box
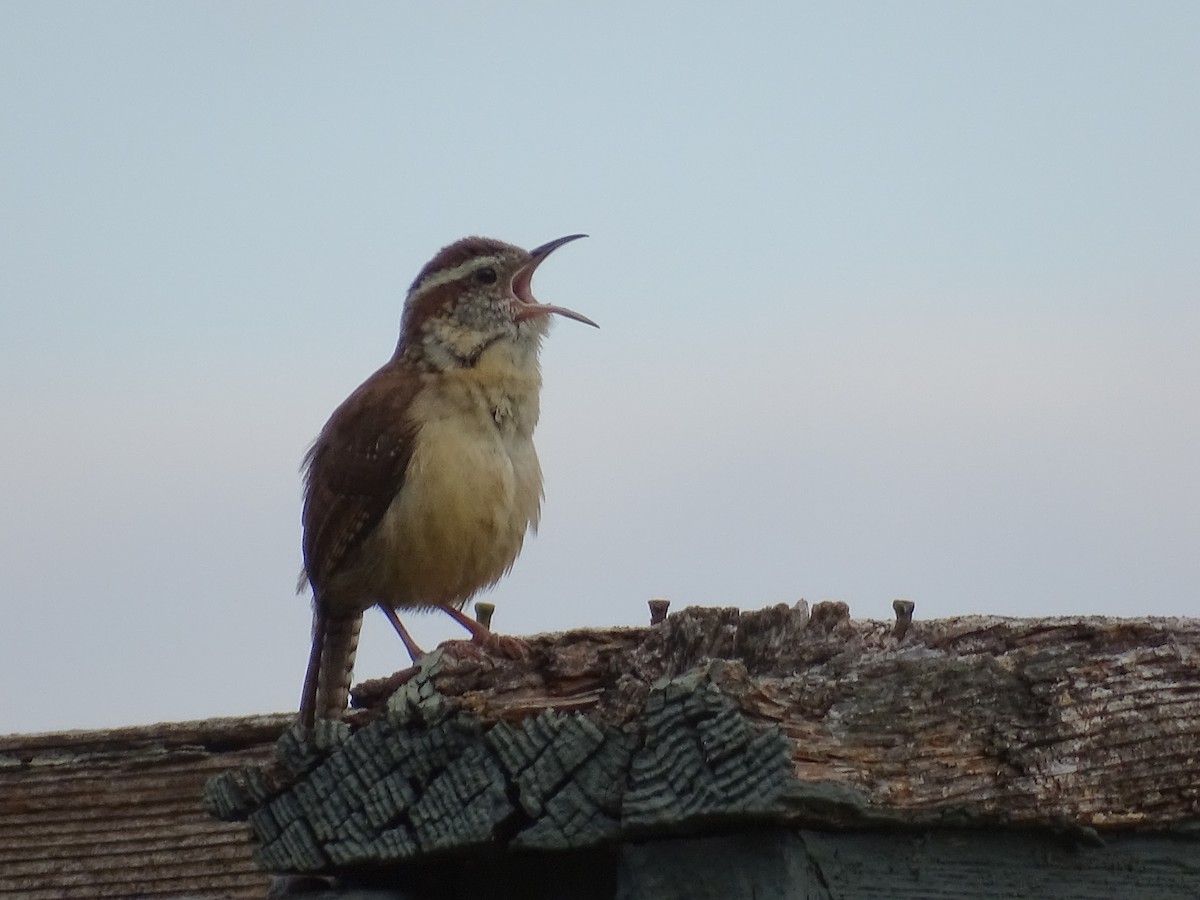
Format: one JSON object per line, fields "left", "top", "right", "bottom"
{"left": 205, "top": 603, "right": 1200, "bottom": 883}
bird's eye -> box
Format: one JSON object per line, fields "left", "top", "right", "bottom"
{"left": 474, "top": 267, "right": 498, "bottom": 285}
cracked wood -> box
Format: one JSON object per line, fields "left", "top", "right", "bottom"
{"left": 205, "top": 603, "right": 1200, "bottom": 875}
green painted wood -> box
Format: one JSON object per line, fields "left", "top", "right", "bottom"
{"left": 617, "top": 830, "right": 829, "bottom": 900}
{"left": 798, "top": 828, "right": 1200, "bottom": 900}
{"left": 267, "top": 828, "right": 1200, "bottom": 898}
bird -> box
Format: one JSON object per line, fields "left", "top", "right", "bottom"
{"left": 297, "top": 234, "right": 595, "bottom": 729}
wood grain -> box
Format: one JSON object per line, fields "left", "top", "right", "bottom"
{"left": 205, "top": 603, "right": 1200, "bottom": 879}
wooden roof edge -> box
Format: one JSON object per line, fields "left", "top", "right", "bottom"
{"left": 0, "top": 712, "right": 295, "bottom": 759}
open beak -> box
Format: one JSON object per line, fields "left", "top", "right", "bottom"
{"left": 511, "top": 234, "right": 598, "bottom": 328}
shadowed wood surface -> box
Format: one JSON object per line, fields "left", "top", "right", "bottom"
{"left": 0, "top": 714, "right": 291, "bottom": 899}
{"left": 205, "top": 603, "right": 1200, "bottom": 885}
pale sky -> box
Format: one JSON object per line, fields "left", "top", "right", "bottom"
{"left": 2, "top": 3, "right": 1197, "bottom": 734}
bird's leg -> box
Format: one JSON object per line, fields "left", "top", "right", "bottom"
{"left": 438, "top": 604, "right": 529, "bottom": 659}
{"left": 377, "top": 603, "right": 426, "bottom": 663}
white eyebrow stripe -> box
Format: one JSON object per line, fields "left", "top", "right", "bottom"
{"left": 410, "top": 255, "right": 504, "bottom": 299}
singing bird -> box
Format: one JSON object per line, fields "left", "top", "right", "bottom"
{"left": 298, "top": 235, "right": 595, "bottom": 728}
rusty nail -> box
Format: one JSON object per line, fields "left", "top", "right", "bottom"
{"left": 648, "top": 598, "right": 671, "bottom": 625}
{"left": 474, "top": 601, "right": 495, "bottom": 629}
{"left": 892, "top": 599, "right": 915, "bottom": 640}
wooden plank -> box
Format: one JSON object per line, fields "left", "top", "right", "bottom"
{"left": 204, "top": 605, "right": 1200, "bottom": 887}
{"left": 0, "top": 715, "right": 286, "bottom": 900}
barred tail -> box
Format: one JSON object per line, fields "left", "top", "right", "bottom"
{"left": 299, "top": 603, "right": 363, "bottom": 729}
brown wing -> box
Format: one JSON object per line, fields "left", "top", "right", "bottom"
{"left": 300, "top": 362, "right": 421, "bottom": 595}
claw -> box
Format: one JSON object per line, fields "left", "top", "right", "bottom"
{"left": 476, "top": 631, "right": 529, "bottom": 660}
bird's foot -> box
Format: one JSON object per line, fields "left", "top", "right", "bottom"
{"left": 437, "top": 631, "right": 529, "bottom": 661}
{"left": 474, "top": 629, "right": 530, "bottom": 659}
{"left": 436, "top": 604, "right": 530, "bottom": 660}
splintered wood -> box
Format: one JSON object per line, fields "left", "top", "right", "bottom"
{"left": 204, "top": 604, "right": 1200, "bottom": 874}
